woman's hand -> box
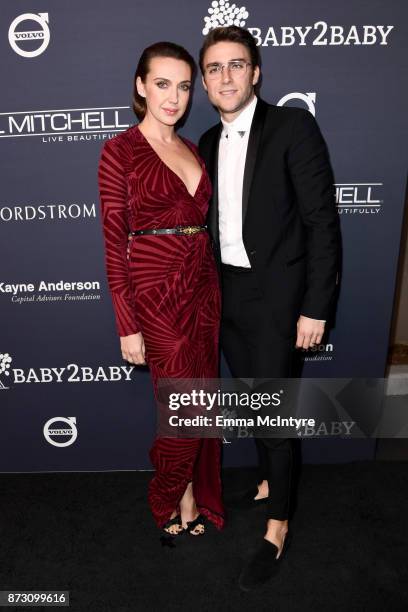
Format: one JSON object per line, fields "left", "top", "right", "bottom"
{"left": 120, "top": 332, "right": 146, "bottom": 365}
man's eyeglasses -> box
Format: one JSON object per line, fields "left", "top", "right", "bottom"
{"left": 204, "top": 61, "right": 252, "bottom": 80}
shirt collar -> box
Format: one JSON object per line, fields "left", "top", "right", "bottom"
{"left": 221, "top": 95, "right": 258, "bottom": 136}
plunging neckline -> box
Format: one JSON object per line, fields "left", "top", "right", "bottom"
{"left": 136, "top": 124, "right": 204, "bottom": 199}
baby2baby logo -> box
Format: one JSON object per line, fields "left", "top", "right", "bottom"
{"left": 202, "top": 1, "right": 394, "bottom": 47}
{"left": 0, "top": 352, "right": 136, "bottom": 389}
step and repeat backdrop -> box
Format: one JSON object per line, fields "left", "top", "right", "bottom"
{"left": 1, "top": 1, "right": 407, "bottom": 470}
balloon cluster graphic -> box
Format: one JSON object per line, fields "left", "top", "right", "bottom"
{"left": 203, "top": 1, "right": 249, "bottom": 35}
{"left": 0, "top": 353, "right": 12, "bottom": 376}
{"left": 0, "top": 353, "right": 12, "bottom": 387}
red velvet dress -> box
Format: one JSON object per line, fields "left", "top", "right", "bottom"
{"left": 98, "top": 124, "right": 224, "bottom": 530}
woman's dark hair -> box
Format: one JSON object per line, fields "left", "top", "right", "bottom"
{"left": 132, "top": 41, "right": 196, "bottom": 120}
{"left": 199, "top": 26, "right": 261, "bottom": 74}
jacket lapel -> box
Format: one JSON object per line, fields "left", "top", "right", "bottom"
{"left": 206, "top": 123, "right": 222, "bottom": 247}
{"left": 242, "top": 98, "right": 268, "bottom": 224}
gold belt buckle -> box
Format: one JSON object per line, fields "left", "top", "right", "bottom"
{"left": 180, "top": 225, "right": 200, "bottom": 235}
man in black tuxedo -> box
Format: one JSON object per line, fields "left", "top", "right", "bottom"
{"left": 198, "top": 27, "right": 340, "bottom": 590}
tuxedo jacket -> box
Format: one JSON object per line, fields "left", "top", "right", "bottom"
{"left": 198, "top": 98, "right": 341, "bottom": 338}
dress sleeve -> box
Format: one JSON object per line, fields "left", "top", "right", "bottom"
{"left": 98, "top": 138, "right": 140, "bottom": 337}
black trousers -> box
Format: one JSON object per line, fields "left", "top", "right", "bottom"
{"left": 221, "top": 263, "right": 295, "bottom": 521}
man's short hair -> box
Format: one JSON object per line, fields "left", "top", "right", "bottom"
{"left": 199, "top": 26, "right": 261, "bottom": 74}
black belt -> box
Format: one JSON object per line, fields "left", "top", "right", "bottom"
{"left": 129, "top": 225, "right": 207, "bottom": 236}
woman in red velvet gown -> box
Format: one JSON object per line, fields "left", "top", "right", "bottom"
{"left": 98, "top": 42, "right": 224, "bottom": 538}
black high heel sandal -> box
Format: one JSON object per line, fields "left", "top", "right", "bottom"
{"left": 160, "top": 514, "right": 183, "bottom": 547}
{"left": 185, "top": 514, "right": 206, "bottom": 536}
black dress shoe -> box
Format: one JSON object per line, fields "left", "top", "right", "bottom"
{"left": 234, "top": 486, "right": 269, "bottom": 509}
{"left": 238, "top": 533, "right": 291, "bottom": 591}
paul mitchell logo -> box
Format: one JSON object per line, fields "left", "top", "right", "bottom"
{"left": 335, "top": 183, "right": 383, "bottom": 215}
{"left": 9, "top": 13, "right": 50, "bottom": 58}
{"left": 0, "top": 107, "right": 131, "bottom": 141}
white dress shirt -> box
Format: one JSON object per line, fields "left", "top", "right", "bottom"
{"left": 217, "top": 95, "right": 258, "bottom": 267}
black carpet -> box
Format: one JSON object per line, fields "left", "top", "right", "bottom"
{"left": 0, "top": 462, "right": 407, "bottom": 611}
